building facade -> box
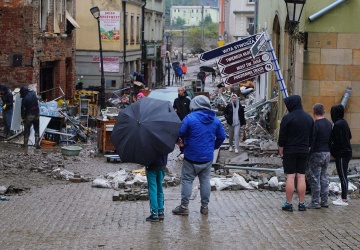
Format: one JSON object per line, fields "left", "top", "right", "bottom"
{"left": 75, "top": 0, "right": 144, "bottom": 94}
{"left": 226, "top": 0, "right": 255, "bottom": 42}
{"left": 0, "top": 0, "right": 78, "bottom": 100}
{"left": 258, "top": 0, "right": 360, "bottom": 155}
{"left": 170, "top": 5, "right": 219, "bottom": 27}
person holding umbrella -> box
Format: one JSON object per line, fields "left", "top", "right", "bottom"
{"left": 172, "top": 95, "right": 226, "bottom": 216}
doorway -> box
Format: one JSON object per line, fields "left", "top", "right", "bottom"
{"left": 40, "top": 62, "right": 54, "bottom": 101}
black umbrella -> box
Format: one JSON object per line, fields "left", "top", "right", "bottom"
{"left": 110, "top": 97, "right": 182, "bottom": 166}
{"left": 200, "top": 65, "right": 216, "bottom": 73}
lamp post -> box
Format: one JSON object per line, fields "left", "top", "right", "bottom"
{"left": 122, "top": 0, "right": 128, "bottom": 90}
{"left": 181, "top": 27, "right": 184, "bottom": 61}
{"left": 284, "top": 0, "right": 306, "bottom": 95}
{"left": 165, "top": 32, "right": 170, "bottom": 86}
{"left": 284, "top": 0, "right": 306, "bottom": 34}
{"left": 90, "top": 6, "right": 106, "bottom": 110}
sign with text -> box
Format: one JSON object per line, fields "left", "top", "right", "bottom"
{"left": 220, "top": 52, "right": 270, "bottom": 77}
{"left": 224, "top": 63, "right": 274, "bottom": 85}
{"left": 250, "top": 32, "right": 266, "bottom": 58}
{"left": 198, "top": 34, "right": 259, "bottom": 63}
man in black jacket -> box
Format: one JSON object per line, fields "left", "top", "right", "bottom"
{"left": 20, "top": 86, "right": 40, "bottom": 148}
{"left": 278, "top": 95, "right": 313, "bottom": 212}
{"left": 173, "top": 86, "right": 190, "bottom": 121}
{"left": 0, "top": 84, "right": 14, "bottom": 138}
{"left": 330, "top": 104, "right": 352, "bottom": 206}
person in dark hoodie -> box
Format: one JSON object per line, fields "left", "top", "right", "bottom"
{"left": 330, "top": 104, "right": 352, "bottom": 206}
{"left": 278, "top": 95, "right": 314, "bottom": 212}
{"left": 0, "top": 84, "right": 14, "bottom": 138}
{"left": 172, "top": 95, "right": 226, "bottom": 216}
{"left": 173, "top": 86, "right": 191, "bottom": 121}
{"left": 20, "top": 86, "right": 40, "bottom": 149}
{"left": 224, "top": 93, "right": 246, "bottom": 153}
{"left": 145, "top": 155, "right": 168, "bottom": 222}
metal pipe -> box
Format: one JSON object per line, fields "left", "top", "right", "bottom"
{"left": 224, "top": 165, "right": 283, "bottom": 173}
{"left": 329, "top": 174, "right": 360, "bottom": 181}
{"left": 341, "top": 86, "right": 352, "bottom": 108}
{"left": 308, "top": 0, "right": 348, "bottom": 22}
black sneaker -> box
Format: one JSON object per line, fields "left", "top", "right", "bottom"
{"left": 282, "top": 202, "right": 293, "bottom": 212}
{"left": 320, "top": 202, "right": 329, "bottom": 208}
{"left": 158, "top": 213, "right": 164, "bottom": 221}
{"left": 172, "top": 205, "right": 189, "bottom": 215}
{"left": 200, "top": 206, "right": 209, "bottom": 215}
{"left": 146, "top": 214, "right": 159, "bottom": 222}
{"left": 298, "top": 202, "right": 306, "bottom": 211}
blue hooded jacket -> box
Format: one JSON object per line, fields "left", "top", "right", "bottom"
{"left": 179, "top": 95, "right": 226, "bottom": 163}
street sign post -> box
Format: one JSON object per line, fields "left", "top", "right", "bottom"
{"left": 220, "top": 52, "right": 270, "bottom": 77}
{"left": 250, "top": 32, "right": 266, "bottom": 58}
{"left": 223, "top": 63, "right": 274, "bottom": 85}
{"left": 198, "top": 34, "right": 258, "bottom": 63}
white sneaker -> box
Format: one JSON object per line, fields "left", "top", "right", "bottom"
{"left": 228, "top": 146, "right": 233, "bottom": 152}
{"left": 332, "top": 199, "right": 348, "bottom": 206}
{"left": 235, "top": 148, "right": 239, "bottom": 153}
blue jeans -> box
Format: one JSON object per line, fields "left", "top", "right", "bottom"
{"left": 146, "top": 170, "right": 165, "bottom": 215}
{"left": 308, "top": 152, "right": 330, "bottom": 204}
{"left": 3, "top": 109, "right": 13, "bottom": 135}
{"left": 181, "top": 159, "right": 212, "bottom": 207}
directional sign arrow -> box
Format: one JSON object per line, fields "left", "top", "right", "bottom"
{"left": 220, "top": 52, "right": 270, "bottom": 77}
{"left": 198, "top": 34, "right": 259, "bottom": 63}
{"left": 250, "top": 32, "right": 266, "bottom": 58}
{"left": 224, "top": 63, "right": 274, "bottom": 85}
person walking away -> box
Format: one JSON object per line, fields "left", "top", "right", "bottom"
{"left": 145, "top": 155, "right": 168, "bottom": 222}
{"left": 0, "top": 84, "right": 14, "bottom": 138}
{"left": 181, "top": 63, "right": 187, "bottom": 80}
{"left": 173, "top": 86, "right": 191, "bottom": 121}
{"left": 174, "top": 63, "right": 183, "bottom": 85}
{"left": 197, "top": 69, "right": 206, "bottom": 92}
{"left": 224, "top": 94, "right": 246, "bottom": 153}
{"left": 330, "top": 104, "right": 352, "bottom": 206}
{"left": 20, "top": 86, "right": 40, "bottom": 149}
{"left": 307, "top": 103, "right": 332, "bottom": 209}
{"left": 172, "top": 95, "right": 226, "bottom": 215}
{"left": 278, "top": 95, "right": 313, "bottom": 212}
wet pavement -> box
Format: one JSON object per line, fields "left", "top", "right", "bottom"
{"left": 1, "top": 174, "right": 360, "bottom": 249}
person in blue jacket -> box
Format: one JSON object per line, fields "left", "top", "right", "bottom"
{"left": 145, "top": 155, "right": 168, "bottom": 222}
{"left": 172, "top": 95, "right": 226, "bottom": 216}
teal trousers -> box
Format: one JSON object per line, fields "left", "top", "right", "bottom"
{"left": 146, "top": 170, "right": 165, "bottom": 215}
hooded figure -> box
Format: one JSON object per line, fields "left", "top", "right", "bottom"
{"left": 172, "top": 95, "right": 226, "bottom": 216}
{"left": 20, "top": 86, "right": 40, "bottom": 148}
{"left": 278, "top": 95, "right": 314, "bottom": 212}
{"left": 0, "top": 84, "right": 14, "bottom": 137}
{"left": 224, "top": 94, "right": 246, "bottom": 153}
{"left": 329, "top": 104, "right": 352, "bottom": 206}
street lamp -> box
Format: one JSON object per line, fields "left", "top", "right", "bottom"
{"left": 164, "top": 32, "right": 171, "bottom": 86}
{"left": 181, "top": 27, "right": 184, "bottom": 61}
{"left": 284, "top": 0, "right": 306, "bottom": 33}
{"left": 90, "top": 6, "right": 106, "bottom": 110}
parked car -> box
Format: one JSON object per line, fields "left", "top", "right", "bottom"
{"left": 147, "top": 86, "right": 194, "bottom": 104}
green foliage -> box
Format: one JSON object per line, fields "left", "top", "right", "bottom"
{"left": 204, "top": 14, "right": 212, "bottom": 24}
{"left": 174, "top": 17, "right": 186, "bottom": 27}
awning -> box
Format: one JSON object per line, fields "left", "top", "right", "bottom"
{"left": 66, "top": 10, "right": 80, "bottom": 28}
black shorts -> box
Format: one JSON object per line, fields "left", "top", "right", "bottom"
{"left": 283, "top": 153, "right": 309, "bottom": 174}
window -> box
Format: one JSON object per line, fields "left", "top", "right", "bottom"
{"left": 106, "top": 80, "right": 117, "bottom": 88}
{"left": 247, "top": 17, "right": 254, "bottom": 29}
{"left": 248, "top": 0, "right": 255, "bottom": 3}
{"left": 130, "top": 15, "right": 134, "bottom": 44}
{"left": 136, "top": 15, "right": 140, "bottom": 43}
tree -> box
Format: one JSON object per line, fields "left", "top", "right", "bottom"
{"left": 174, "top": 17, "right": 186, "bottom": 27}
{"left": 204, "top": 14, "right": 212, "bottom": 25}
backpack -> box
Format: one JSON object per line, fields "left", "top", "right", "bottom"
{"left": 176, "top": 66, "right": 183, "bottom": 76}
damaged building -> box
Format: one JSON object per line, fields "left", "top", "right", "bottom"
{"left": 0, "top": 0, "right": 78, "bottom": 100}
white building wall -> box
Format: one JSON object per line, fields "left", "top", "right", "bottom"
{"left": 170, "top": 6, "right": 219, "bottom": 26}
{"left": 227, "top": 0, "right": 255, "bottom": 42}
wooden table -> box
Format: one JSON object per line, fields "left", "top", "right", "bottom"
{"left": 96, "top": 119, "right": 116, "bottom": 152}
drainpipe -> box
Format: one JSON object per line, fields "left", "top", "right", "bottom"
{"left": 308, "top": 0, "right": 348, "bottom": 22}
{"left": 341, "top": 86, "right": 352, "bottom": 108}
{"left": 141, "top": 1, "right": 146, "bottom": 78}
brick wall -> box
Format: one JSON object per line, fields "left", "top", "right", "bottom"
{"left": 303, "top": 32, "right": 360, "bottom": 148}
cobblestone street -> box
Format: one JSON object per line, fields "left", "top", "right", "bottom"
{"left": 1, "top": 177, "right": 360, "bottom": 249}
